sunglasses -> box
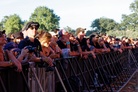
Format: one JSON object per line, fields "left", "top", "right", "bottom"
{"left": 29, "top": 26, "right": 38, "bottom": 30}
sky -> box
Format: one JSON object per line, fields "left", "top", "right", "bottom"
{"left": 0, "top": 0, "right": 134, "bottom": 30}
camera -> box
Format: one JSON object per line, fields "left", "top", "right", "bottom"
{"left": 25, "top": 46, "right": 36, "bottom": 53}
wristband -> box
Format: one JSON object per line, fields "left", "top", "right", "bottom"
{"left": 40, "top": 57, "right": 43, "bottom": 62}
{"left": 77, "top": 44, "right": 80, "bottom": 47}
{"left": 9, "top": 60, "right": 13, "bottom": 65}
{"left": 66, "top": 41, "right": 70, "bottom": 45}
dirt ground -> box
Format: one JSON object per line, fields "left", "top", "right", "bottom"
{"left": 120, "top": 72, "right": 138, "bottom": 92}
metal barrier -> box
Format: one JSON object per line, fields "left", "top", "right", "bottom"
{"left": 0, "top": 63, "right": 29, "bottom": 92}
{"left": 0, "top": 49, "right": 138, "bottom": 92}
{"left": 54, "top": 49, "right": 138, "bottom": 92}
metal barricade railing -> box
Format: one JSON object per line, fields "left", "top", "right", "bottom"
{"left": 0, "top": 63, "right": 29, "bottom": 92}
{"left": 54, "top": 49, "right": 138, "bottom": 92}
{"left": 28, "top": 62, "right": 55, "bottom": 92}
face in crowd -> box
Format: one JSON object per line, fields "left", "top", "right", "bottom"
{"left": 0, "top": 32, "right": 7, "bottom": 46}
{"left": 78, "top": 31, "right": 85, "bottom": 40}
{"left": 22, "top": 22, "right": 39, "bottom": 38}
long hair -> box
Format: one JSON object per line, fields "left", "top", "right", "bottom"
{"left": 38, "top": 31, "right": 52, "bottom": 45}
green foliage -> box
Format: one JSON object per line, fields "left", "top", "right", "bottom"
{"left": 120, "top": 13, "right": 138, "bottom": 31}
{"left": 29, "top": 6, "right": 60, "bottom": 31}
{"left": 91, "top": 19, "right": 100, "bottom": 31}
{"left": 0, "top": 22, "right": 3, "bottom": 30}
{"left": 85, "top": 30, "right": 94, "bottom": 36}
{"left": 0, "top": 16, "right": 9, "bottom": 30}
{"left": 90, "top": 0, "right": 138, "bottom": 37}
{"left": 129, "top": 0, "right": 138, "bottom": 13}
{"left": 64, "top": 26, "right": 75, "bottom": 35}
{"left": 120, "top": 0, "right": 138, "bottom": 31}
{"left": 3, "top": 14, "right": 23, "bottom": 34}
{"left": 91, "top": 17, "right": 117, "bottom": 33}
{"left": 107, "top": 30, "right": 138, "bottom": 38}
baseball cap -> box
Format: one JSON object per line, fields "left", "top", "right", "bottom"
{"left": 22, "top": 21, "right": 40, "bottom": 31}
{"left": 4, "top": 42, "right": 18, "bottom": 50}
{"left": 58, "top": 29, "right": 67, "bottom": 37}
{"left": 13, "top": 32, "right": 23, "bottom": 39}
{"left": 75, "top": 27, "right": 86, "bottom": 35}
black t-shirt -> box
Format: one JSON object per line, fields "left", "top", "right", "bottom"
{"left": 18, "top": 37, "right": 42, "bottom": 56}
{"left": 76, "top": 37, "right": 89, "bottom": 51}
{"left": 104, "top": 42, "right": 110, "bottom": 48}
{"left": 90, "top": 41, "right": 103, "bottom": 49}
{"left": 57, "top": 40, "right": 67, "bottom": 49}
{"left": 126, "top": 42, "right": 129, "bottom": 46}
{"left": 70, "top": 43, "right": 78, "bottom": 51}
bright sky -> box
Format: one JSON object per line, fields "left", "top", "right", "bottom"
{"left": 0, "top": 0, "right": 134, "bottom": 30}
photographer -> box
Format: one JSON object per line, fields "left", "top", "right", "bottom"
{"left": 18, "top": 21, "right": 53, "bottom": 66}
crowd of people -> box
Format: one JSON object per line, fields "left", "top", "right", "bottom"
{"left": 0, "top": 21, "right": 138, "bottom": 71}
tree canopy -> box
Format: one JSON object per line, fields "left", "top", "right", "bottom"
{"left": 90, "top": 17, "right": 117, "bottom": 33}
{"left": 119, "top": 0, "right": 138, "bottom": 31}
{"left": 2, "top": 14, "right": 23, "bottom": 35}
{"left": 29, "top": 6, "right": 60, "bottom": 31}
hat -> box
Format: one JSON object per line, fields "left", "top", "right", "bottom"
{"left": 75, "top": 27, "right": 86, "bottom": 35}
{"left": 13, "top": 32, "right": 23, "bottom": 39}
{"left": 58, "top": 29, "right": 67, "bottom": 37}
{"left": 22, "top": 21, "right": 39, "bottom": 31}
{"left": 4, "top": 42, "right": 18, "bottom": 50}
{"left": 49, "top": 31, "right": 58, "bottom": 36}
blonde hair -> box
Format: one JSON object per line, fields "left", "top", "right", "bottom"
{"left": 39, "top": 31, "right": 52, "bottom": 45}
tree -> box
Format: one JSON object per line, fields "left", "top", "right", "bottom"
{"left": 91, "top": 17, "right": 117, "bottom": 33}
{"left": 29, "top": 6, "right": 60, "bottom": 31}
{"left": 63, "top": 26, "right": 75, "bottom": 35}
{"left": 3, "top": 14, "right": 23, "bottom": 34}
{"left": 85, "top": 30, "right": 94, "bottom": 36}
{"left": 0, "top": 22, "right": 3, "bottom": 30}
{"left": 120, "top": 0, "right": 138, "bottom": 31}
{"left": 129, "top": 0, "right": 138, "bottom": 14}
{"left": 91, "top": 19, "right": 100, "bottom": 32}
{"left": 0, "top": 16, "right": 9, "bottom": 30}
{"left": 120, "top": 13, "right": 138, "bottom": 31}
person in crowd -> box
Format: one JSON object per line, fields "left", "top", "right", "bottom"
{"left": 38, "top": 31, "right": 60, "bottom": 59}
{"left": 50, "top": 37, "right": 62, "bottom": 58}
{"left": 112, "top": 38, "right": 123, "bottom": 53}
{"left": 56, "top": 29, "right": 71, "bottom": 58}
{"left": 0, "top": 30, "right": 22, "bottom": 72}
{"left": 75, "top": 27, "right": 87, "bottom": 51}
{"left": 124, "top": 38, "right": 133, "bottom": 49}
{"left": 13, "top": 31, "right": 24, "bottom": 45}
{"left": 7, "top": 32, "right": 14, "bottom": 42}
{"left": 49, "top": 29, "right": 59, "bottom": 42}
{"left": 103, "top": 36, "right": 114, "bottom": 52}
{"left": 18, "top": 21, "right": 53, "bottom": 66}
{"left": 75, "top": 27, "right": 97, "bottom": 58}
{"left": 133, "top": 38, "right": 138, "bottom": 47}
{"left": 69, "top": 33, "right": 83, "bottom": 56}
{"left": 85, "top": 38, "right": 96, "bottom": 58}
{"left": 89, "top": 34, "right": 110, "bottom": 53}
{"left": 57, "top": 29, "right": 70, "bottom": 49}
{"left": 3, "top": 41, "right": 29, "bottom": 63}
{"left": 75, "top": 27, "right": 94, "bottom": 58}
